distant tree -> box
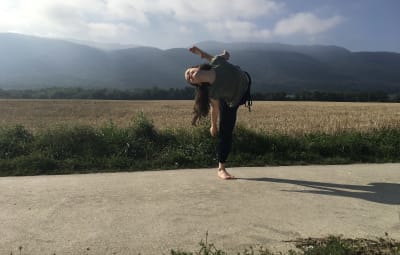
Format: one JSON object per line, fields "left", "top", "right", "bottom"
{"left": 1, "top": 87, "right": 399, "bottom": 102}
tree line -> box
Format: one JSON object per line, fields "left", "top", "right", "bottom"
{"left": 1, "top": 87, "right": 399, "bottom": 102}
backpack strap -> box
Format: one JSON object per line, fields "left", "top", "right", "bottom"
{"left": 243, "top": 71, "right": 253, "bottom": 112}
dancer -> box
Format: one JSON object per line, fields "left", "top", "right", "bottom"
{"left": 184, "top": 46, "right": 252, "bottom": 180}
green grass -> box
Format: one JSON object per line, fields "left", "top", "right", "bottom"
{"left": 1, "top": 113, "right": 400, "bottom": 176}
{"left": 9, "top": 233, "right": 400, "bottom": 255}
{"left": 170, "top": 233, "right": 400, "bottom": 255}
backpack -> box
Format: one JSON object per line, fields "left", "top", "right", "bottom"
{"left": 239, "top": 71, "right": 253, "bottom": 111}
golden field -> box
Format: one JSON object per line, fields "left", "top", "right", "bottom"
{"left": 1, "top": 99, "right": 400, "bottom": 135}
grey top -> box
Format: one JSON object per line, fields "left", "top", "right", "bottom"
{"left": 209, "top": 56, "right": 248, "bottom": 107}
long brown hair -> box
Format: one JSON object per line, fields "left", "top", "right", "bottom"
{"left": 190, "top": 64, "right": 212, "bottom": 126}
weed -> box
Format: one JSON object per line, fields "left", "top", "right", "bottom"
{"left": 9, "top": 234, "right": 400, "bottom": 255}
{"left": 169, "top": 233, "right": 400, "bottom": 255}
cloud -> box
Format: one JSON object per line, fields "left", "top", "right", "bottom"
{"left": 87, "top": 23, "right": 137, "bottom": 42}
{"left": 0, "top": 0, "right": 283, "bottom": 45}
{"left": 0, "top": 0, "right": 343, "bottom": 47}
{"left": 105, "top": 0, "right": 150, "bottom": 24}
{"left": 207, "top": 20, "right": 272, "bottom": 40}
{"left": 160, "top": 0, "right": 283, "bottom": 22}
{"left": 274, "top": 12, "right": 343, "bottom": 36}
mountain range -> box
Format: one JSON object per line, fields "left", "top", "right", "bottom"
{"left": 1, "top": 33, "right": 400, "bottom": 93}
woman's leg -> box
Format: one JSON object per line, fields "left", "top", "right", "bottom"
{"left": 217, "top": 100, "right": 239, "bottom": 179}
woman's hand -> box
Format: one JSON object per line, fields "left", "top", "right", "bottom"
{"left": 209, "top": 99, "right": 219, "bottom": 136}
{"left": 210, "top": 125, "right": 217, "bottom": 137}
{"left": 220, "top": 50, "right": 230, "bottom": 60}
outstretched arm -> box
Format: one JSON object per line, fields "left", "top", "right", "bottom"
{"left": 189, "top": 46, "right": 231, "bottom": 62}
{"left": 189, "top": 46, "right": 213, "bottom": 62}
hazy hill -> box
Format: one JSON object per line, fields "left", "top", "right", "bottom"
{"left": 1, "top": 33, "right": 400, "bottom": 93}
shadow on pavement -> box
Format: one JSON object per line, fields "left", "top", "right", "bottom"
{"left": 239, "top": 177, "right": 400, "bottom": 205}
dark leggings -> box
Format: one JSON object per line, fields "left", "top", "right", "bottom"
{"left": 218, "top": 100, "right": 239, "bottom": 163}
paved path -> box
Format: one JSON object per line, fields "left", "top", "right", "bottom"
{"left": 1, "top": 163, "right": 400, "bottom": 254}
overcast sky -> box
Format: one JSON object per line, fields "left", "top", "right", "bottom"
{"left": 1, "top": 0, "right": 399, "bottom": 52}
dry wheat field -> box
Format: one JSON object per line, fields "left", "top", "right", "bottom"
{"left": 1, "top": 99, "right": 400, "bottom": 135}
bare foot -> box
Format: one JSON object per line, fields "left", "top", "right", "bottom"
{"left": 218, "top": 168, "right": 235, "bottom": 180}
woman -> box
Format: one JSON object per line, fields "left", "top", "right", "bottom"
{"left": 184, "top": 46, "right": 251, "bottom": 180}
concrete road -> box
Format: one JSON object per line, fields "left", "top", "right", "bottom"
{"left": 1, "top": 163, "right": 400, "bottom": 255}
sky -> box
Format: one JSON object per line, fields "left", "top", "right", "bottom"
{"left": 0, "top": 0, "right": 399, "bottom": 52}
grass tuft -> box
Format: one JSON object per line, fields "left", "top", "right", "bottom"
{"left": 168, "top": 233, "right": 400, "bottom": 255}
{"left": 8, "top": 233, "right": 400, "bottom": 254}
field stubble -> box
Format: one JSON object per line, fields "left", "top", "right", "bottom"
{"left": 1, "top": 99, "right": 400, "bottom": 134}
